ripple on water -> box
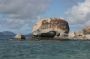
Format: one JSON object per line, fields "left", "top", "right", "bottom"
{"left": 0, "top": 40, "right": 90, "bottom": 59}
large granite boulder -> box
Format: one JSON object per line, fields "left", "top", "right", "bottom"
{"left": 32, "top": 18, "right": 69, "bottom": 37}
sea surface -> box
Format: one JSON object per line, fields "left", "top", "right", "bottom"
{"left": 0, "top": 37, "right": 90, "bottom": 59}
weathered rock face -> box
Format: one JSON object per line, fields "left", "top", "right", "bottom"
{"left": 83, "top": 26, "right": 90, "bottom": 34}
{"left": 32, "top": 18, "right": 69, "bottom": 37}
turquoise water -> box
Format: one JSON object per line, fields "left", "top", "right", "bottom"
{"left": 0, "top": 39, "right": 90, "bottom": 59}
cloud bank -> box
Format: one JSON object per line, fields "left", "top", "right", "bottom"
{"left": 0, "top": 0, "right": 51, "bottom": 33}
{"left": 0, "top": 0, "right": 51, "bottom": 19}
{"left": 66, "top": 0, "right": 90, "bottom": 26}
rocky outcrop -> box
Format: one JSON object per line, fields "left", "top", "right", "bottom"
{"left": 15, "top": 34, "right": 25, "bottom": 40}
{"left": 32, "top": 18, "right": 69, "bottom": 37}
{"left": 83, "top": 26, "right": 90, "bottom": 34}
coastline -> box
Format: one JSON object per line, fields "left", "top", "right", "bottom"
{"left": 31, "top": 37, "right": 90, "bottom": 41}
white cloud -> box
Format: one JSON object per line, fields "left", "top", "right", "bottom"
{"left": 0, "top": 0, "right": 51, "bottom": 33}
{"left": 66, "top": 0, "right": 90, "bottom": 25}
{"left": 0, "top": 0, "right": 51, "bottom": 19}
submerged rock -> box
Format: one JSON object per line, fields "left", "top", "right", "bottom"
{"left": 32, "top": 18, "right": 69, "bottom": 38}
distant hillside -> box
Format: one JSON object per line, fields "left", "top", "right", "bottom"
{"left": 0, "top": 32, "right": 4, "bottom": 35}
{"left": 0, "top": 31, "right": 33, "bottom": 40}
{"left": 0, "top": 31, "right": 16, "bottom": 36}
{"left": 25, "top": 33, "right": 32, "bottom": 39}
{"left": 25, "top": 33, "right": 32, "bottom": 36}
{"left": 0, "top": 31, "right": 16, "bottom": 39}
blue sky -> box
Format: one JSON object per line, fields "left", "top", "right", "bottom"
{"left": 42, "top": 0, "right": 84, "bottom": 17}
{"left": 0, "top": 0, "right": 89, "bottom": 34}
{"left": 39, "top": 0, "right": 85, "bottom": 32}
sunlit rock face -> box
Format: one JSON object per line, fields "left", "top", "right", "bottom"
{"left": 83, "top": 26, "right": 90, "bottom": 34}
{"left": 32, "top": 18, "right": 69, "bottom": 37}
